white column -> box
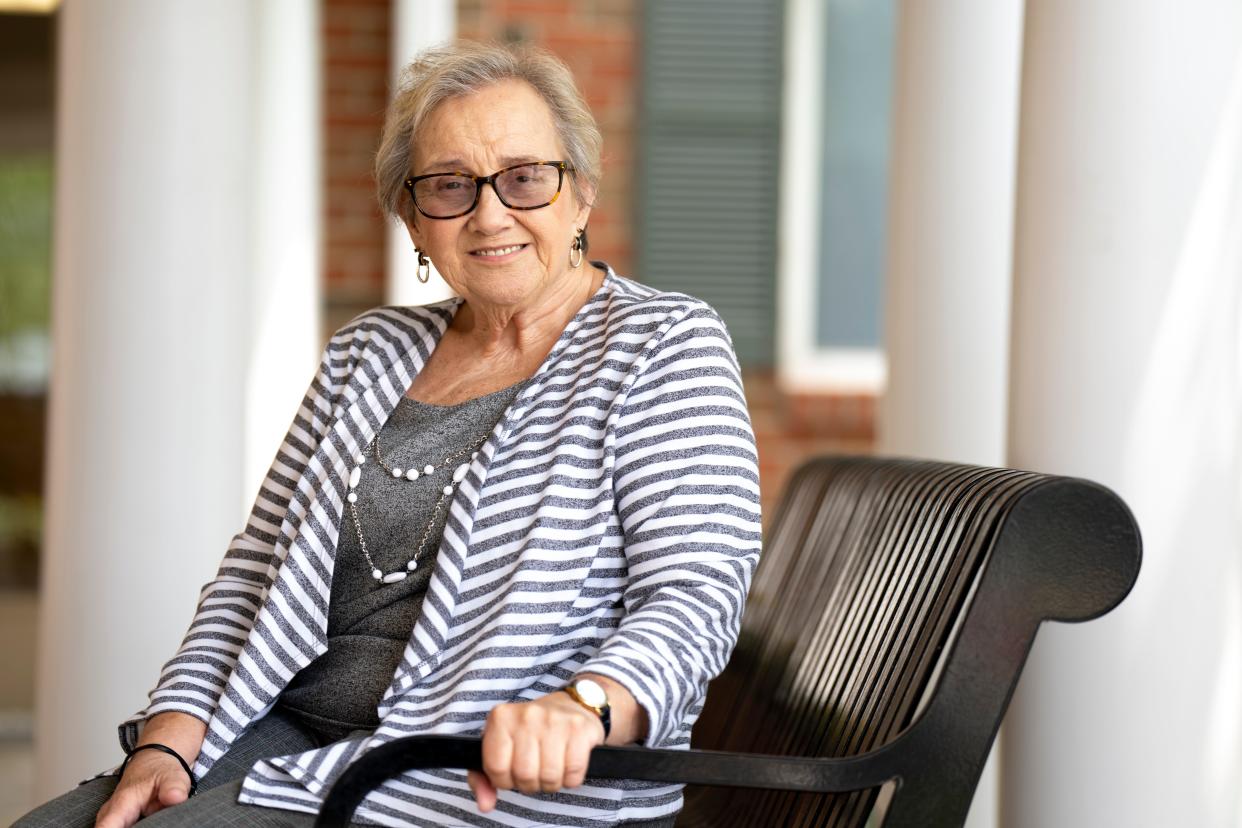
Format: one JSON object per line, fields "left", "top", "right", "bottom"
{"left": 1003, "top": 2, "right": 1242, "bottom": 826}
{"left": 879, "top": 4, "right": 1024, "bottom": 827}
{"left": 245, "top": 0, "right": 321, "bottom": 503}
{"left": 36, "top": 0, "right": 321, "bottom": 797}
{"left": 879, "top": 0, "right": 1024, "bottom": 466}
{"left": 386, "top": 0, "right": 456, "bottom": 306}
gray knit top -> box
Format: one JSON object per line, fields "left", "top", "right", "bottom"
{"left": 279, "top": 379, "right": 529, "bottom": 740}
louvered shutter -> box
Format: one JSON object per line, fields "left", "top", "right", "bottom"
{"left": 637, "top": 0, "right": 783, "bottom": 367}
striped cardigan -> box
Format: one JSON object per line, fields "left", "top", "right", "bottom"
{"left": 120, "top": 268, "right": 762, "bottom": 826}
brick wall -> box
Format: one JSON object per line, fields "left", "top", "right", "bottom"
{"left": 744, "top": 373, "right": 875, "bottom": 524}
{"left": 323, "top": 0, "right": 392, "bottom": 333}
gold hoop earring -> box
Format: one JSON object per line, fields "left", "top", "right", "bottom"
{"left": 415, "top": 249, "right": 430, "bottom": 284}
{"left": 569, "top": 230, "right": 584, "bottom": 269}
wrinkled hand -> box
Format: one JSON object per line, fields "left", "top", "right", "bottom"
{"left": 95, "top": 750, "right": 193, "bottom": 828}
{"left": 467, "top": 691, "right": 606, "bottom": 812}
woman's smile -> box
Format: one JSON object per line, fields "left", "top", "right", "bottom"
{"left": 469, "top": 242, "right": 528, "bottom": 260}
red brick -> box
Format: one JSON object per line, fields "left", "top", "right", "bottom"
{"left": 322, "top": 0, "right": 391, "bottom": 309}
{"left": 502, "top": 0, "right": 573, "bottom": 15}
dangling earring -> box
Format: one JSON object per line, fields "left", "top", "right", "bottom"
{"left": 569, "top": 229, "right": 585, "bottom": 269}
{"left": 415, "top": 248, "right": 430, "bottom": 284}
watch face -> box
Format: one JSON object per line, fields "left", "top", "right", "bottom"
{"left": 575, "top": 679, "right": 607, "bottom": 708}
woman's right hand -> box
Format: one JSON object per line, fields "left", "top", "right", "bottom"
{"left": 95, "top": 711, "right": 206, "bottom": 828}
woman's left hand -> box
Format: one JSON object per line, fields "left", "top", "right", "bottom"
{"left": 467, "top": 690, "right": 606, "bottom": 812}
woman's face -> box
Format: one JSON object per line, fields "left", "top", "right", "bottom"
{"left": 405, "top": 79, "right": 593, "bottom": 313}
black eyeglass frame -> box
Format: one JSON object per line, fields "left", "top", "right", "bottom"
{"left": 403, "top": 161, "right": 574, "bottom": 220}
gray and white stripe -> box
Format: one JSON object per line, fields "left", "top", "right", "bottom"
{"left": 120, "top": 268, "right": 762, "bottom": 826}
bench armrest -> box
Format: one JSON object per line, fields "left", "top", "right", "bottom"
{"left": 313, "top": 735, "right": 897, "bottom": 828}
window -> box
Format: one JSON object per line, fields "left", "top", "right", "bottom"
{"left": 779, "top": 0, "right": 896, "bottom": 392}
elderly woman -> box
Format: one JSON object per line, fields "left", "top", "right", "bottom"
{"left": 17, "top": 41, "right": 760, "bottom": 828}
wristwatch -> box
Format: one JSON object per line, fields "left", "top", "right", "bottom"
{"left": 562, "top": 677, "right": 612, "bottom": 739}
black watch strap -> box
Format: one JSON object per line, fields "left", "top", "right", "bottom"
{"left": 596, "top": 704, "right": 612, "bottom": 740}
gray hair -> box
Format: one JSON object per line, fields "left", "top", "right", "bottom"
{"left": 375, "top": 41, "right": 603, "bottom": 224}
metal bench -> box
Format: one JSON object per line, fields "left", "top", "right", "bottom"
{"left": 315, "top": 456, "right": 1141, "bottom": 827}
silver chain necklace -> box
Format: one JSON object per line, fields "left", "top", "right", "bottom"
{"left": 346, "top": 432, "right": 488, "bottom": 585}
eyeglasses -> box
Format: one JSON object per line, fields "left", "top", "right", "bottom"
{"left": 403, "top": 161, "right": 574, "bottom": 219}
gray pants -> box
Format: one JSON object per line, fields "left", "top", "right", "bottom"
{"left": 13, "top": 706, "right": 336, "bottom": 827}
{"left": 14, "top": 706, "right": 678, "bottom": 827}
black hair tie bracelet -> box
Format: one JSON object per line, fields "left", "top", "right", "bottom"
{"left": 119, "top": 743, "right": 198, "bottom": 797}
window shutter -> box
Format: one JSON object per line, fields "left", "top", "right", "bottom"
{"left": 637, "top": 0, "right": 783, "bottom": 367}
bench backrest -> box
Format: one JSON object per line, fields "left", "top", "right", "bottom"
{"left": 680, "top": 456, "right": 1140, "bottom": 827}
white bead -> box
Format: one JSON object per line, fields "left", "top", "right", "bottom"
{"left": 347, "top": 492, "right": 357, "bottom": 504}
{"left": 382, "top": 572, "right": 407, "bottom": 584}
{"left": 406, "top": 559, "right": 418, "bottom": 571}
{"left": 371, "top": 568, "right": 383, "bottom": 580}
{"left": 452, "top": 463, "right": 469, "bottom": 483}
{"left": 424, "top": 464, "right": 435, "bottom": 475}
{"left": 406, "top": 468, "right": 419, "bottom": 481}
{"left": 357, "top": 454, "right": 366, "bottom": 464}
{"left": 443, "top": 484, "right": 453, "bottom": 495}
{"left": 392, "top": 467, "right": 403, "bottom": 478}
{"left": 348, "top": 466, "right": 361, "bottom": 489}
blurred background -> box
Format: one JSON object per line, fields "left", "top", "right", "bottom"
{"left": 1, "top": 0, "right": 1239, "bottom": 826}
